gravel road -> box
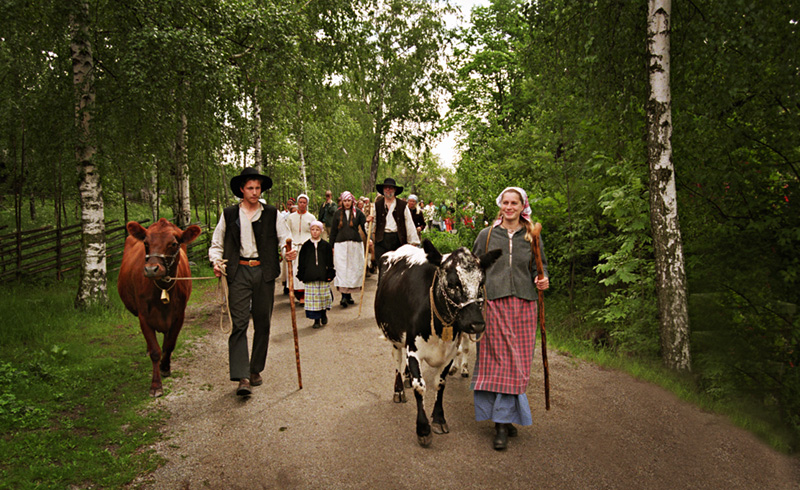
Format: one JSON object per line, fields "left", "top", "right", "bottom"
{"left": 128, "top": 274, "right": 800, "bottom": 489}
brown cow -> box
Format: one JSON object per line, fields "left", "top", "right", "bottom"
{"left": 118, "top": 218, "right": 202, "bottom": 397}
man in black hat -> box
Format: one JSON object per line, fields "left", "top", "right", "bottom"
{"left": 208, "top": 167, "right": 296, "bottom": 397}
{"left": 366, "top": 177, "right": 420, "bottom": 268}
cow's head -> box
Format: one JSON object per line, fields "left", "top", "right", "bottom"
{"left": 425, "top": 240, "right": 502, "bottom": 336}
{"left": 127, "top": 218, "right": 202, "bottom": 279}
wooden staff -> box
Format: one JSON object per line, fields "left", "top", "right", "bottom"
{"left": 357, "top": 202, "right": 374, "bottom": 317}
{"left": 285, "top": 239, "right": 303, "bottom": 389}
{"left": 531, "top": 222, "right": 550, "bottom": 410}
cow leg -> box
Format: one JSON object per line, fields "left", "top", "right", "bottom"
{"left": 431, "top": 361, "right": 453, "bottom": 435}
{"left": 407, "top": 355, "right": 431, "bottom": 447}
{"left": 448, "top": 336, "right": 470, "bottom": 377}
{"left": 138, "top": 319, "right": 164, "bottom": 397}
{"left": 391, "top": 345, "right": 407, "bottom": 403}
{"left": 159, "top": 318, "right": 184, "bottom": 378}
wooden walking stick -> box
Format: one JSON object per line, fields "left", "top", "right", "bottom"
{"left": 531, "top": 222, "right": 550, "bottom": 410}
{"left": 357, "top": 201, "right": 374, "bottom": 318}
{"left": 285, "top": 239, "right": 303, "bottom": 390}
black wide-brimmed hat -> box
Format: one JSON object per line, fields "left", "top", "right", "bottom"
{"left": 376, "top": 177, "right": 404, "bottom": 195}
{"left": 230, "top": 167, "right": 273, "bottom": 198}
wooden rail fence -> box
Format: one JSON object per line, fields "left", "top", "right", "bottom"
{"left": 0, "top": 220, "right": 210, "bottom": 282}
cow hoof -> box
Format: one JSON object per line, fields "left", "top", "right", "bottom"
{"left": 150, "top": 387, "right": 163, "bottom": 398}
{"left": 448, "top": 367, "right": 457, "bottom": 376}
{"left": 403, "top": 378, "right": 411, "bottom": 389}
{"left": 393, "top": 392, "right": 407, "bottom": 403}
{"left": 431, "top": 422, "right": 449, "bottom": 434}
{"left": 461, "top": 372, "right": 469, "bottom": 378}
{"left": 160, "top": 369, "right": 171, "bottom": 378}
{"left": 417, "top": 434, "right": 432, "bottom": 447}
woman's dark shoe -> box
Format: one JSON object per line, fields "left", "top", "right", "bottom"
{"left": 312, "top": 319, "right": 322, "bottom": 329}
{"left": 505, "top": 423, "right": 518, "bottom": 437}
{"left": 346, "top": 295, "right": 355, "bottom": 305}
{"left": 321, "top": 311, "right": 328, "bottom": 325}
{"left": 340, "top": 298, "right": 348, "bottom": 308}
{"left": 493, "top": 423, "right": 508, "bottom": 450}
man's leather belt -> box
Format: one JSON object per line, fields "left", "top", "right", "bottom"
{"left": 239, "top": 259, "right": 261, "bottom": 266}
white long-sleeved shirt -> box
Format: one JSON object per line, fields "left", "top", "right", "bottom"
{"left": 208, "top": 203, "right": 292, "bottom": 264}
{"left": 383, "top": 199, "right": 420, "bottom": 246}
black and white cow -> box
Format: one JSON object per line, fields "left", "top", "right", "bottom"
{"left": 375, "top": 239, "right": 501, "bottom": 447}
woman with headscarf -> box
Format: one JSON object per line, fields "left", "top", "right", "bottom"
{"left": 330, "top": 191, "right": 367, "bottom": 308}
{"left": 285, "top": 193, "right": 316, "bottom": 303}
{"left": 471, "top": 187, "right": 550, "bottom": 451}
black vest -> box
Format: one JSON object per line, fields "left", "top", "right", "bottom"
{"left": 374, "top": 196, "right": 408, "bottom": 245}
{"left": 222, "top": 203, "right": 280, "bottom": 282}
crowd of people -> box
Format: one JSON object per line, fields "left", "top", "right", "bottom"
{"left": 209, "top": 168, "right": 548, "bottom": 451}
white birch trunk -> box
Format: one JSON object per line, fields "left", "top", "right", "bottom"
{"left": 253, "top": 91, "right": 263, "bottom": 173}
{"left": 71, "top": 0, "right": 107, "bottom": 308}
{"left": 175, "top": 112, "right": 191, "bottom": 228}
{"left": 647, "top": 0, "right": 691, "bottom": 371}
{"left": 149, "top": 162, "right": 159, "bottom": 223}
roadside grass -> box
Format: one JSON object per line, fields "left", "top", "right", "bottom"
{"left": 0, "top": 267, "right": 216, "bottom": 489}
{"left": 546, "top": 297, "right": 796, "bottom": 454}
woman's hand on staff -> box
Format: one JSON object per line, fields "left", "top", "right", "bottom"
{"left": 536, "top": 277, "right": 549, "bottom": 291}
{"left": 285, "top": 249, "right": 298, "bottom": 261}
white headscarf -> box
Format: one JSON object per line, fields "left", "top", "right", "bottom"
{"left": 296, "top": 193, "right": 310, "bottom": 203}
{"left": 494, "top": 187, "right": 532, "bottom": 226}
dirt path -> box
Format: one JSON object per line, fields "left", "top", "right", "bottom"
{"left": 128, "top": 274, "right": 799, "bottom": 489}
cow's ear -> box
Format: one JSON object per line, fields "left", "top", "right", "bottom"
{"left": 479, "top": 248, "right": 502, "bottom": 270}
{"left": 127, "top": 221, "right": 148, "bottom": 241}
{"left": 180, "top": 225, "right": 202, "bottom": 244}
{"left": 422, "top": 239, "right": 442, "bottom": 266}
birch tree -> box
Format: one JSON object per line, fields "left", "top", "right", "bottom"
{"left": 647, "top": 0, "right": 690, "bottom": 371}
{"left": 71, "top": 0, "right": 107, "bottom": 308}
{"left": 174, "top": 110, "right": 191, "bottom": 228}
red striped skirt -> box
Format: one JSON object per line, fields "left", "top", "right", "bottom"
{"left": 471, "top": 296, "right": 537, "bottom": 394}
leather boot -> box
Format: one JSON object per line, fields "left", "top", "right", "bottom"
{"left": 493, "top": 423, "right": 508, "bottom": 450}
{"left": 505, "top": 423, "right": 518, "bottom": 437}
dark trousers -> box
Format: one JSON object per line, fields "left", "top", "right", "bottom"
{"left": 227, "top": 265, "right": 275, "bottom": 381}
{"left": 374, "top": 231, "right": 402, "bottom": 269}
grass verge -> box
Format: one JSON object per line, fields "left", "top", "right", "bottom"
{"left": 547, "top": 297, "right": 797, "bottom": 454}
{"left": 0, "top": 267, "right": 216, "bottom": 489}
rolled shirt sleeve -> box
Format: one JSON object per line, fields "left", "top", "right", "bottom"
{"left": 208, "top": 214, "right": 226, "bottom": 264}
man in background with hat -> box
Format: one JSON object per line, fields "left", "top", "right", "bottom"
{"left": 209, "top": 167, "right": 296, "bottom": 397}
{"left": 366, "top": 177, "right": 420, "bottom": 269}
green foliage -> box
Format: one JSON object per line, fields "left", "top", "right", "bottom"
{"left": 0, "top": 274, "right": 217, "bottom": 488}
{"left": 451, "top": 0, "right": 800, "bottom": 448}
{"left": 592, "top": 157, "right": 658, "bottom": 355}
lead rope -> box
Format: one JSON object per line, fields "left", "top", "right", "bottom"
{"left": 161, "top": 259, "right": 232, "bottom": 334}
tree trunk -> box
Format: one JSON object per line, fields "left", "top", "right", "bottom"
{"left": 647, "top": 0, "right": 690, "bottom": 372}
{"left": 148, "top": 162, "right": 159, "bottom": 223}
{"left": 174, "top": 111, "right": 191, "bottom": 227}
{"left": 296, "top": 98, "right": 308, "bottom": 193}
{"left": 71, "top": 0, "right": 107, "bottom": 308}
{"left": 253, "top": 90, "right": 263, "bottom": 173}
{"left": 368, "top": 118, "right": 383, "bottom": 195}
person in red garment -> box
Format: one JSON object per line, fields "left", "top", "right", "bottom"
{"left": 471, "top": 186, "right": 549, "bottom": 450}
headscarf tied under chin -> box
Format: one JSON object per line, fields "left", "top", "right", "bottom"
{"left": 494, "top": 186, "right": 532, "bottom": 226}
{"left": 340, "top": 191, "right": 355, "bottom": 203}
